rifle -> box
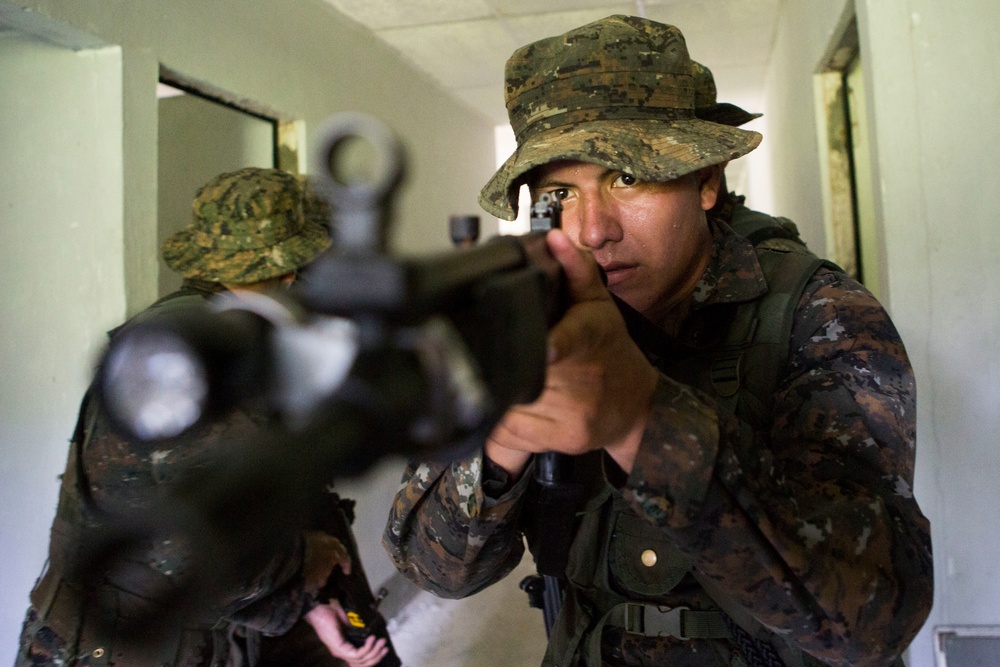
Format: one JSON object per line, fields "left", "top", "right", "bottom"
{"left": 85, "top": 111, "right": 673, "bottom": 653}
{"left": 445, "top": 194, "right": 579, "bottom": 639}
{"left": 78, "top": 112, "right": 568, "bottom": 651}
{"left": 514, "top": 193, "right": 584, "bottom": 639}
{"left": 515, "top": 188, "right": 677, "bottom": 639}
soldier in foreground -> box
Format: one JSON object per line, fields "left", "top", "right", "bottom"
{"left": 17, "top": 168, "right": 391, "bottom": 667}
{"left": 385, "top": 16, "right": 932, "bottom": 667}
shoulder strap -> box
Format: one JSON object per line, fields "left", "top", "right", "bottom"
{"left": 106, "top": 287, "right": 215, "bottom": 340}
{"left": 709, "top": 245, "right": 837, "bottom": 430}
{"left": 736, "top": 247, "right": 828, "bottom": 426}
{"left": 728, "top": 202, "right": 806, "bottom": 249}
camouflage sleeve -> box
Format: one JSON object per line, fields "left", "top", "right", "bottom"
{"left": 382, "top": 448, "right": 530, "bottom": 598}
{"left": 625, "top": 269, "right": 932, "bottom": 667}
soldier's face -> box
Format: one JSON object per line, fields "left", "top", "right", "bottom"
{"left": 531, "top": 160, "right": 721, "bottom": 324}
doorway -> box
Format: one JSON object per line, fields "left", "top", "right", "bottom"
{"left": 814, "top": 4, "right": 880, "bottom": 299}
{"left": 156, "top": 69, "right": 306, "bottom": 295}
{"left": 156, "top": 80, "right": 277, "bottom": 295}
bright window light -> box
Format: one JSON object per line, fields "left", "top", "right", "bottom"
{"left": 494, "top": 125, "right": 530, "bottom": 235}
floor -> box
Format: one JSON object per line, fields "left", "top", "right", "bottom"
{"left": 335, "top": 458, "right": 550, "bottom": 667}
{"left": 381, "top": 556, "right": 549, "bottom": 667}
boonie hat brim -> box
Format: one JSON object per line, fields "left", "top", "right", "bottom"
{"left": 162, "top": 219, "right": 330, "bottom": 284}
{"left": 480, "top": 117, "right": 762, "bottom": 221}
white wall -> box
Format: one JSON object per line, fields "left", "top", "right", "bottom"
{"left": 763, "top": 1, "right": 1000, "bottom": 665}
{"left": 857, "top": 1, "right": 1000, "bottom": 664}
{"left": 0, "top": 29, "right": 125, "bottom": 662}
{"left": 742, "top": 0, "right": 848, "bottom": 255}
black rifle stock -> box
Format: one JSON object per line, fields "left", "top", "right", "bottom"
{"left": 450, "top": 194, "right": 578, "bottom": 638}
{"left": 516, "top": 189, "right": 677, "bottom": 639}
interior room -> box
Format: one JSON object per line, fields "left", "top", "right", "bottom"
{"left": 1, "top": 1, "right": 998, "bottom": 665}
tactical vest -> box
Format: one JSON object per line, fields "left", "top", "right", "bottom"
{"left": 537, "top": 212, "right": 855, "bottom": 667}
{"left": 25, "top": 287, "right": 254, "bottom": 667}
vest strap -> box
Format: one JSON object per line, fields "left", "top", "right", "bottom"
{"left": 607, "top": 603, "right": 732, "bottom": 640}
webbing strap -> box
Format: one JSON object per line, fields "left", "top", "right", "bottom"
{"left": 607, "top": 603, "right": 732, "bottom": 640}
{"left": 708, "top": 248, "right": 830, "bottom": 429}
{"left": 580, "top": 601, "right": 733, "bottom": 667}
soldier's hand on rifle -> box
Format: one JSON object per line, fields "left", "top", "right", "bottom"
{"left": 306, "top": 599, "right": 391, "bottom": 667}
{"left": 486, "top": 229, "right": 658, "bottom": 475}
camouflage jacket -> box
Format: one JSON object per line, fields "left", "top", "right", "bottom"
{"left": 17, "top": 283, "right": 340, "bottom": 667}
{"left": 383, "top": 219, "right": 933, "bottom": 667}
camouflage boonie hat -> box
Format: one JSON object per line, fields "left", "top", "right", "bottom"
{"left": 691, "top": 60, "right": 762, "bottom": 127}
{"left": 162, "top": 167, "right": 331, "bottom": 284}
{"left": 480, "top": 15, "right": 762, "bottom": 220}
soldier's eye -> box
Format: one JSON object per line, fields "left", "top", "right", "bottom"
{"left": 613, "top": 173, "right": 637, "bottom": 187}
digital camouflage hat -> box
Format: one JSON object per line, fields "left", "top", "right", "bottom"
{"left": 691, "top": 60, "right": 763, "bottom": 127}
{"left": 162, "top": 167, "right": 331, "bottom": 284}
{"left": 480, "top": 15, "right": 762, "bottom": 220}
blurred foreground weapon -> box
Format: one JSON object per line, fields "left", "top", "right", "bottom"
{"left": 79, "top": 112, "right": 566, "bottom": 654}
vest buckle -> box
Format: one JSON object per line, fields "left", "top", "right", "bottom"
{"left": 710, "top": 354, "right": 742, "bottom": 397}
{"left": 623, "top": 604, "right": 732, "bottom": 641}
{"left": 625, "top": 604, "right": 688, "bottom": 638}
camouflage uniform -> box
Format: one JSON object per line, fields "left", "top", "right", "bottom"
{"left": 16, "top": 169, "right": 341, "bottom": 667}
{"left": 384, "top": 16, "right": 932, "bottom": 667}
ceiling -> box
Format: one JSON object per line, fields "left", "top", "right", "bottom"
{"left": 321, "top": 0, "right": 783, "bottom": 126}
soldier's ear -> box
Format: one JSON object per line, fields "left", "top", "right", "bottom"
{"left": 698, "top": 163, "right": 726, "bottom": 211}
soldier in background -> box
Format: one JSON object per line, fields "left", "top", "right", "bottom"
{"left": 17, "top": 167, "right": 390, "bottom": 667}
{"left": 385, "top": 16, "right": 932, "bottom": 667}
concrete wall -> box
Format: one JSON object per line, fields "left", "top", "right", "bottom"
{"left": 762, "top": 1, "right": 1000, "bottom": 665}
{"left": 1, "top": 0, "right": 494, "bottom": 662}
{"left": 0, "top": 28, "right": 125, "bottom": 662}
{"left": 859, "top": 1, "right": 1000, "bottom": 664}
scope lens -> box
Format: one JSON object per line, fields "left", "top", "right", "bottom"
{"left": 102, "top": 330, "right": 209, "bottom": 440}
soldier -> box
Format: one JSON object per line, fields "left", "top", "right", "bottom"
{"left": 385, "top": 15, "right": 932, "bottom": 667}
{"left": 16, "top": 167, "right": 390, "bottom": 667}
